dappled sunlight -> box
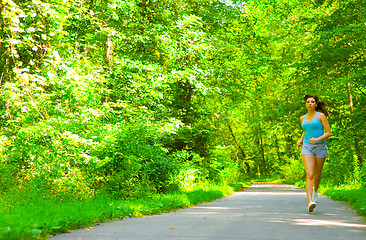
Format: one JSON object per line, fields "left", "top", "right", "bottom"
{"left": 183, "top": 211, "right": 219, "bottom": 215}
{"left": 183, "top": 206, "right": 242, "bottom": 215}
{"left": 247, "top": 183, "right": 300, "bottom": 189}
{"left": 268, "top": 217, "right": 366, "bottom": 229}
{"left": 236, "top": 192, "right": 305, "bottom": 196}
{"left": 293, "top": 219, "right": 366, "bottom": 228}
{"left": 195, "top": 206, "right": 241, "bottom": 210}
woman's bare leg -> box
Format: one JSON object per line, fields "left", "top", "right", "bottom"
{"left": 302, "top": 154, "right": 316, "bottom": 203}
{"left": 313, "top": 157, "right": 326, "bottom": 192}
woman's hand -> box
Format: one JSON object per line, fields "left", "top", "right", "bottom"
{"left": 309, "top": 138, "right": 317, "bottom": 144}
{"left": 297, "top": 141, "right": 302, "bottom": 149}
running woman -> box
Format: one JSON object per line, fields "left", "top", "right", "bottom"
{"left": 297, "top": 95, "right": 332, "bottom": 212}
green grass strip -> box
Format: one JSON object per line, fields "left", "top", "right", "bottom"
{"left": 0, "top": 183, "right": 240, "bottom": 240}
{"left": 321, "top": 185, "right": 366, "bottom": 217}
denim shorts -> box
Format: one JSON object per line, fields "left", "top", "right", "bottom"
{"left": 301, "top": 143, "right": 327, "bottom": 158}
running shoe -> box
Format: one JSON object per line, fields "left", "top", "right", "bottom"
{"left": 308, "top": 201, "right": 316, "bottom": 212}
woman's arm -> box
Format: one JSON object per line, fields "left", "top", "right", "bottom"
{"left": 297, "top": 116, "right": 305, "bottom": 149}
{"left": 310, "top": 113, "right": 332, "bottom": 144}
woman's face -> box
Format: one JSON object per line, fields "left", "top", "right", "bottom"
{"left": 306, "top": 97, "right": 317, "bottom": 110}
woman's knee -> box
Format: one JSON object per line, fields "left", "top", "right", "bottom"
{"left": 306, "top": 172, "right": 314, "bottom": 180}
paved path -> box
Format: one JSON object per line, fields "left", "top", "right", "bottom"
{"left": 49, "top": 183, "right": 366, "bottom": 240}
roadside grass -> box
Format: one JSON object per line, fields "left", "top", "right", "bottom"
{"left": 0, "top": 182, "right": 246, "bottom": 240}
{"left": 296, "top": 182, "right": 366, "bottom": 218}
{"left": 321, "top": 185, "right": 366, "bottom": 217}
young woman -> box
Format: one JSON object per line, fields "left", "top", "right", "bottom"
{"left": 297, "top": 95, "right": 332, "bottom": 212}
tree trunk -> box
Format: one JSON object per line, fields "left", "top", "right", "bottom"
{"left": 178, "top": 79, "right": 193, "bottom": 123}
{"left": 258, "top": 137, "right": 266, "bottom": 174}
{"left": 274, "top": 134, "right": 282, "bottom": 163}
{"left": 104, "top": 38, "right": 113, "bottom": 65}
{"left": 346, "top": 82, "right": 363, "bottom": 166}
{"left": 227, "top": 123, "right": 250, "bottom": 174}
{"left": 257, "top": 125, "right": 266, "bottom": 174}
{"left": 140, "top": 0, "right": 147, "bottom": 34}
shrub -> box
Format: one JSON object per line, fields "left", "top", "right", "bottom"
{"left": 280, "top": 157, "right": 304, "bottom": 182}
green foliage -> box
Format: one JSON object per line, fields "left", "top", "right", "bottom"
{"left": 210, "top": 145, "right": 241, "bottom": 183}
{"left": 0, "top": 0, "right": 365, "bottom": 237}
{"left": 90, "top": 121, "right": 179, "bottom": 197}
{"left": 280, "top": 157, "right": 305, "bottom": 182}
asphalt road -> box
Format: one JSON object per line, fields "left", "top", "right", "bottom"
{"left": 48, "top": 183, "right": 366, "bottom": 240}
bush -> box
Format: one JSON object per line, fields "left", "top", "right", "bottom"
{"left": 280, "top": 157, "right": 304, "bottom": 182}
{"left": 89, "top": 121, "right": 179, "bottom": 198}
{"left": 360, "top": 164, "right": 366, "bottom": 188}
{"left": 2, "top": 111, "right": 182, "bottom": 200}
{"left": 210, "top": 145, "right": 240, "bottom": 184}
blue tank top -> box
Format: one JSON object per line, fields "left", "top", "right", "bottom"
{"left": 302, "top": 112, "right": 325, "bottom": 144}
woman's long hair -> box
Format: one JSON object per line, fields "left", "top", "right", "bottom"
{"left": 304, "top": 94, "right": 329, "bottom": 117}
